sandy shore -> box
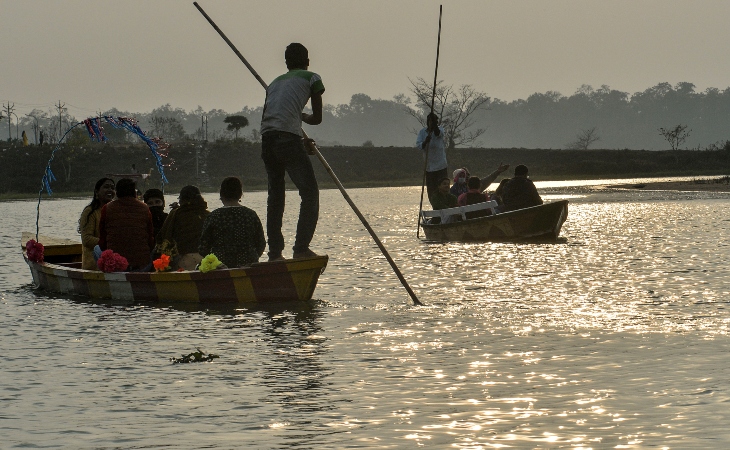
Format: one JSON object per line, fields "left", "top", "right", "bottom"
{"left": 614, "top": 177, "right": 730, "bottom": 192}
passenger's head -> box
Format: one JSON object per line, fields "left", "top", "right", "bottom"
{"left": 514, "top": 164, "right": 529, "bottom": 177}
{"left": 219, "top": 176, "right": 243, "bottom": 202}
{"left": 115, "top": 178, "right": 137, "bottom": 198}
{"left": 80, "top": 177, "right": 115, "bottom": 232}
{"left": 285, "top": 43, "right": 309, "bottom": 70}
{"left": 467, "top": 176, "right": 481, "bottom": 190}
{"left": 178, "top": 185, "right": 202, "bottom": 205}
{"left": 143, "top": 188, "right": 165, "bottom": 208}
{"left": 437, "top": 177, "right": 451, "bottom": 194}
{"left": 453, "top": 168, "right": 469, "bottom": 184}
{"left": 93, "top": 178, "right": 115, "bottom": 204}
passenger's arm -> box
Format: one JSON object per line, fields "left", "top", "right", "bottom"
{"left": 197, "top": 215, "right": 213, "bottom": 257}
{"left": 531, "top": 183, "right": 544, "bottom": 205}
{"left": 254, "top": 215, "right": 266, "bottom": 257}
{"left": 480, "top": 163, "right": 510, "bottom": 192}
{"left": 79, "top": 209, "right": 99, "bottom": 250}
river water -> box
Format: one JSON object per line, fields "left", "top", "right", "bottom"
{"left": 2, "top": 178, "right": 730, "bottom": 448}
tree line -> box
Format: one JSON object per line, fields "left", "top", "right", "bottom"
{"left": 3, "top": 81, "right": 730, "bottom": 151}
{"left": 2, "top": 138, "right": 729, "bottom": 196}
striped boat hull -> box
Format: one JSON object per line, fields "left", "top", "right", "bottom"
{"left": 24, "top": 254, "right": 328, "bottom": 304}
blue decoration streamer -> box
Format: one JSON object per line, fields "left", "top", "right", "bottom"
{"left": 35, "top": 116, "right": 171, "bottom": 240}
{"left": 102, "top": 117, "right": 169, "bottom": 184}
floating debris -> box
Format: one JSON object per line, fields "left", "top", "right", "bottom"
{"left": 171, "top": 348, "right": 219, "bottom": 364}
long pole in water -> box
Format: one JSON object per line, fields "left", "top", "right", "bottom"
{"left": 193, "top": 2, "right": 423, "bottom": 306}
{"left": 416, "top": 5, "right": 443, "bottom": 239}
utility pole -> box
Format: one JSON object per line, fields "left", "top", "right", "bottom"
{"left": 56, "top": 101, "right": 66, "bottom": 142}
{"left": 3, "top": 102, "right": 14, "bottom": 141}
{"left": 11, "top": 112, "right": 18, "bottom": 142}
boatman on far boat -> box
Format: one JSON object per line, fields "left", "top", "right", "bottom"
{"left": 416, "top": 112, "right": 448, "bottom": 208}
{"left": 260, "top": 43, "right": 325, "bottom": 262}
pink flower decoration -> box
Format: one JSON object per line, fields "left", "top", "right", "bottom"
{"left": 26, "top": 239, "right": 45, "bottom": 263}
{"left": 97, "top": 249, "right": 129, "bottom": 273}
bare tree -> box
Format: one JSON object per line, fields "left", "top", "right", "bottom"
{"left": 407, "top": 77, "right": 490, "bottom": 150}
{"left": 566, "top": 127, "right": 601, "bottom": 150}
{"left": 658, "top": 124, "right": 691, "bottom": 151}
{"left": 149, "top": 116, "right": 186, "bottom": 141}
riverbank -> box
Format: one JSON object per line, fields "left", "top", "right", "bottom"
{"left": 5, "top": 176, "right": 730, "bottom": 201}
{"left": 613, "top": 176, "right": 730, "bottom": 192}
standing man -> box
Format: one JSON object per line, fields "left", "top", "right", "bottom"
{"left": 416, "top": 112, "right": 447, "bottom": 207}
{"left": 260, "top": 43, "right": 325, "bottom": 261}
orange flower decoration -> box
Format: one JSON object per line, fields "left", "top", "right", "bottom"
{"left": 153, "top": 254, "right": 171, "bottom": 272}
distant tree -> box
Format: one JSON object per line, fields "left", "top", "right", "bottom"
{"left": 249, "top": 128, "right": 261, "bottom": 143}
{"left": 407, "top": 77, "right": 490, "bottom": 150}
{"left": 24, "top": 109, "right": 47, "bottom": 145}
{"left": 362, "top": 140, "right": 374, "bottom": 147}
{"left": 658, "top": 124, "right": 691, "bottom": 150}
{"left": 224, "top": 115, "right": 249, "bottom": 140}
{"left": 58, "top": 128, "right": 90, "bottom": 181}
{"left": 149, "top": 116, "right": 186, "bottom": 141}
{"left": 566, "top": 127, "right": 601, "bottom": 150}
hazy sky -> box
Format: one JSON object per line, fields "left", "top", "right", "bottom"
{"left": 3, "top": 0, "right": 730, "bottom": 119}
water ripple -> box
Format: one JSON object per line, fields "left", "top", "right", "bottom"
{"left": 1, "top": 186, "right": 729, "bottom": 447}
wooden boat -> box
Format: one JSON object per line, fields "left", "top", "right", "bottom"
{"left": 420, "top": 200, "right": 568, "bottom": 242}
{"left": 21, "top": 232, "right": 328, "bottom": 304}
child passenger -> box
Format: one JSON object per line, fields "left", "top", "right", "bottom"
{"left": 156, "top": 185, "right": 209, "bottom": 270}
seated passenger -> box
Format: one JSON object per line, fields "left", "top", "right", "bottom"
{"left": 458, "top": 176, "right": 492, "bottom": 219}
{"left": 157, "top": 185, "right": 210, "bottom": 270}
{"left": 501, "top": 164, "right": 543, "bottom": 211}
{"left": 78, "top": 178, "right": 115, "bottom": 270}
{"left": 492, "top": 178, "right": 510, "bottom": 206}
{"left": 450, "top": 163, "right": 510, "bottom": 197}
{"left": 143, "top": 188, "right": 168, "bottom": 242}
{"left": 449, "top": 168, "right": 470, "bottom": 196}
{"left": 198, "top": 177, "right": 266, "bottom": 268}
{"left": 425, "top": 177, "right": 459, "bottom": 224}
{"left": 98, "top": 178, "right": 154, "bottom": 271}
{"left": 429, "top": 177, "right": 458, "bottom": 210}
{"left": 457, "top": 176, "right": 489, "bottom": 206}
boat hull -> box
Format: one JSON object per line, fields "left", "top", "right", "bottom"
{"left": 421, "top": 200, "right": 568, "bottom": 242}
{"left": 23, "top": 245, "right": 328, "bottom": 305}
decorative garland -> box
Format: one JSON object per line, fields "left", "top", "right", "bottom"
{"left": 25, "top": 239, "right": 45, "bottom": 263}
{"left": 35, "top": 116, "right": 171, "bottom": 240}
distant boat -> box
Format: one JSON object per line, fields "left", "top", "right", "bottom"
{"left": 420, "top": 200, "right": 569, "bottom": 242}
{"left": 21, "top": 232, "right": 328, "bottom": 305}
